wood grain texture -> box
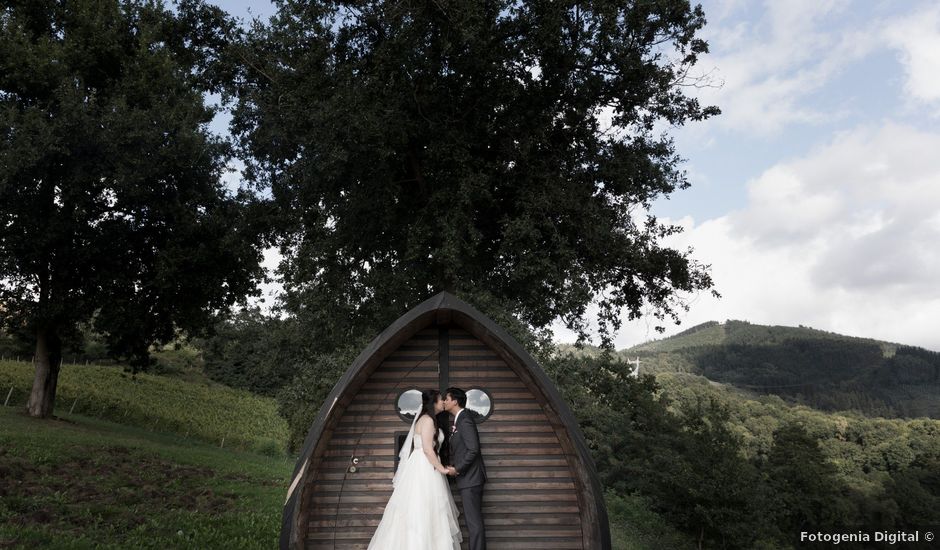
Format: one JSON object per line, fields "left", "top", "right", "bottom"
{"left": 284, "top": 292, "right": 609, "bottom": 550}
{"left": 299, "top": 327, "right": 585, "bottom": 549}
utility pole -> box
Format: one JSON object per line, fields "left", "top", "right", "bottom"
{"left": 627, "top": 356, "right": 641, "bottom": 378}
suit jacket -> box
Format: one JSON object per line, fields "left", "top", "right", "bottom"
{"left": 449, "top": 409, "right": 487, "bottom": 489}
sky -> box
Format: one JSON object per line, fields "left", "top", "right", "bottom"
{"left": 213, "top": 0, "right": 940, "bottom": 351}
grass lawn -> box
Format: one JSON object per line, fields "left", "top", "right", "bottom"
{"left": 0, "top": 360, "right": 288, "bottom": 454}
{"left": 0, "top": 406, "right": 293, "bottom": 549}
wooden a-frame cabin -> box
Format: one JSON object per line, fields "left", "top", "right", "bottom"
{"left": 280, "top": 292, "right": 611, "bottom": 549}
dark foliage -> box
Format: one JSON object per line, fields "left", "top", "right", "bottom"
{"left": 276, "top": 342, "right": 365, "bottom": 452}
{"left": 0, "top": 0, "right": 270, "bottom": 416}
{"left": 546, "top": 351, "right": 940, "bottom": 548}
{"left": 544, "top": 353, "right": 764, "bottom": 548}
{"left": 229, "top": 0, "right": 719, "bottom": 350}
{"left": 200, "top": 308, "right": 303, "bottom": 396}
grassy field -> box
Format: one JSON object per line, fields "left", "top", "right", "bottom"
{"left": 0, "top": 406, "right": 293, "bottom": 549}
{"left": 0, "top": 359, "right": 287, "bottom": 454}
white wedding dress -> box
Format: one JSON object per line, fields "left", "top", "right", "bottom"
{"left": 367, "top": 420, "right": 462, "bottom": 550}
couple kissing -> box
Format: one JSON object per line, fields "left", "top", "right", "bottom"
{"left": 367, "top": 387, "right": 487, "bottom": 550}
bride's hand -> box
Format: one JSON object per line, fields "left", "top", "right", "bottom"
{"left": 436, "top": 466, "right": 449, "bottom": 474}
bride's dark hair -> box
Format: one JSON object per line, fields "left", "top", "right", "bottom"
{"left": 416, "top": 389, "right": 442, "bottom": 452}
{"left": 417, "top": 389, "right": 441, "bottom": 421}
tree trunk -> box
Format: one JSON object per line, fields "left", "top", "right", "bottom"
{"left": 27, "top": 326, "right": 62, "bottom": 418}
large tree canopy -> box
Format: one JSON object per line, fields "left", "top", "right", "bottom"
{"left": 233, "top": 0, "right": 719, "bottom": 346}
{"left": 0, "top": 0, "right": 268, "bottom": 417}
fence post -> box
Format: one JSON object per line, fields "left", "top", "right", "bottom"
{"left": 220, "top": 435, "right": 226, "bottom": 449}
{"left": 3, "top": 387, "right": 13, "bottom": 407}
{"left": 69, "top": 398, "right": 78, "bottom": 414}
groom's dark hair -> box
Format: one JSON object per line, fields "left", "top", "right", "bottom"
{"left": 446, "top": 387, "right": 467, "bottom": 408}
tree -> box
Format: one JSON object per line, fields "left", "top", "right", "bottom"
{"left": 656, "top": 396, "right": 764, "bottom": 549}
{"left": 0, "top": 0, "right": 268, "bottom": 417}
{"left": 545, "top": 353, "right": 767, "bottom": 548}
{"left": 201, "top": 307, "right": 302, "bottom": 396}
{"left": 231, "top": 0, "right": 719, "bottom": 347}
{"left": 759, "top": 422, "right": 845, "bottom": 538}
{"left": 543, "top": 352, "right": 677, "bottom": 492}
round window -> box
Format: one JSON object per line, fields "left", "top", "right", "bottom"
{"left": 396, "top": 389, "right": 422, "bottom": 422}
{"left": 465, "top": 388, "right": 493, "bottom": 421}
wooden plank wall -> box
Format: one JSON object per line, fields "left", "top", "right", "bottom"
{"left": 304, "top": 328, "right": 440, "bottom": 549}
{"left": 301, "top": 325, "right": 584, "bottom": 549}
{"left": 448, "top": 327, "right": 584, "bottom": 550}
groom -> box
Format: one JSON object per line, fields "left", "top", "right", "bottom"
{"left": 443, "top": 387, "right": 487, "bottom": 550}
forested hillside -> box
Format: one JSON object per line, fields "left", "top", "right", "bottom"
{"left": 545, "top": 353, "right": 940, "bottom": 549}
{"left": 623, "top": 320, "right": 939, "bottom": 418}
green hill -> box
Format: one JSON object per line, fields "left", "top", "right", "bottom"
{"left": 0, "top": 359, "right": 288, "bottom": 454}
{"left": 625, "top": 319, "right": 898, "bottom": 354}
{"left": 618, "top": 321, "right": 939, "bottom": 419}
{"left": 625, "top": 320, "right": 727, "bottom": 352}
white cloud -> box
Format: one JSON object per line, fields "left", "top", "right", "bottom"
{"left": 693, "top": 0, "right": 878, "bottom": 135}
{"left": 592, "top": 123, "right": 940, "bottom": 351}
{"left": 884, "top": 4, "right": 940, "bottom": 108}
{"left": 550, "top": 3, "right": 940, "bottom": 351}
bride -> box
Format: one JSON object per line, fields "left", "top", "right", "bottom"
{"left": 367, "top": 389, "right": 462, "bottom": 550}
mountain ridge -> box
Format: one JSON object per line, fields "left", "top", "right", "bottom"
{"left": 621, "top": 319, "right": 902, "bottom": 355}
{"left": 560, "top": 320, "right": 938, "bottom": 420}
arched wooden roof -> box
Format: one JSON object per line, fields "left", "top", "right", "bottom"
{"left": 280, "top": 291, "right": 611, "bottom": 549}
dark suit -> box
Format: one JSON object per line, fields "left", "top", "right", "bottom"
{"left": 449, "top": 409, "right": 486, "bottom": 550}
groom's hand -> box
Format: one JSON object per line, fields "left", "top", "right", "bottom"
{"left": 445, "top": 466, "right": 457, "bottom": 476}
